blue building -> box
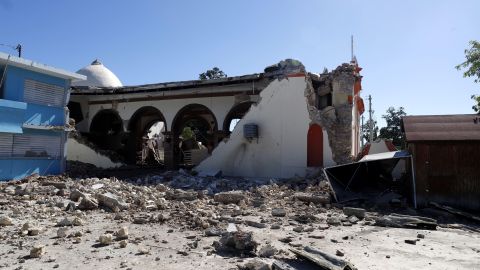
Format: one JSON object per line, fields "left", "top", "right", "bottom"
{"left": 0, "top": 52, "right": 85, "bottom": 180}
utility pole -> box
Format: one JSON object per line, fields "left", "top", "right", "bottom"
{"left": 361, "top": 115, "right": 364, "bottom": 148}
{"left": 15, "top": 44, "right": 22, "bottom": 58}
{"left": 368, "top": 95, "right": 374, "bottom": 143}
{"left": 0, "top": 43, "right": 22, "bottom": 57}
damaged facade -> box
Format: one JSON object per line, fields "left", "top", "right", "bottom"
{"left": 69, "top": 59, "right": 364, "bottom": 178}
{"left": 0, "top": 52, "right": 85, "bottom": 180}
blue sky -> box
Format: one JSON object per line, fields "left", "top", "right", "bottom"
{"left": 1, "top": 0, "right": 479, "bottom": 127}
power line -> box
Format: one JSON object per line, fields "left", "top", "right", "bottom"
{"left": 0, "top": 43, "right": 22, "bottom": 57}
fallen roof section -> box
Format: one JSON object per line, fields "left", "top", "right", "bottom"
{"left": 324, "top": 151, "right": 414, "bottom": 205}
{"left": 402, "top": 114, "right": 480, "bottom": 141}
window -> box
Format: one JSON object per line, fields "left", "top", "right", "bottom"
{"left": 0, "top": 133, "right": 13, "bottom": 157}
{"left": 318, "top": 93, "right": 332, "bottom": 110}
{"left": 24, "top": 79, "right": 65, "bottom": 107}
{"left": 12, "top": 134, "right": 62, "bottom": 158}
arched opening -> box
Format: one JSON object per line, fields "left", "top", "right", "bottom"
{"left": 89, "top": 109, "right": 124, "bottom": 151}
{"left": 127, "top": 106, "right": 167, "bottom": 165}
{"left": 172, "top": 104, "right": 217, "bottom": 166}
{"left": 307, "top": 124, "right": 324, "bottom": 167}
{"left": 223, "top": 101, "right": 255, "bottom": 133}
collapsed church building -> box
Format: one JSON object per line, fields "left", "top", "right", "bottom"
{"left": 68, "top": 59, "right": 364, "bottom": 178}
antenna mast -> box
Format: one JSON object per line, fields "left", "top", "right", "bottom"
{"left": 351, "top": 35, "right": 354, "bottom": 61}
{"left": 368, "top": 95, "right": 374, "bottom": 143}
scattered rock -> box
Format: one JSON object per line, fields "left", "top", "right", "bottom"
{"left": 165, "top": 189, "right": 198, "bottom": 201}
{"left": 119, "top": 240, "right": 128, "bottom": 248}
{"left": 258, "top": 244, "right": 277, "bottom": 258}
{"left": 293, "top": 226, "right": 304, "bottom": 233}
{"left": 214, "top": 191, "right": 246, "bottom": 204}
{"left": 205, "top": 227, "right": 224, "bottom": 237}
{"left": 0, "top": 216, "right": 13, "bottom": 226}
{"left": 405, "top": 239, "right": 417, "bottom": 245}
{"left": 116, "top": 227, "right": 129, "bottom": 240}
{"left": 99, "top": 234, "right": 113, "bottom": 245}
{"left": 336, "top": 250, "right": 344, "bottom": 257}
{"left": 343, "top": 207, "right": 366, "bottom": 219}
{"left": 77, "top": 196, "right": 98, "bottom": 210}
{"left": 294, "top": 192, "right": 330, "bottom": 204}
{"left": 417, "top": 233, "right": 425, "bottom": 239}
{"left": 213, "top": 231, "right": 258, "bottom": 254}
{"left": 57, "top": 228, "right": 69, "bottom": 238}
{"left": 246, "top": 220, "right": 267, "bottom": 229}
{"left": 326, "top": 216, "right": 341, "bottom": 226}
{"left": 240, "top": 259, "right": 271, "bottom": 270}
{"left": 271, "top": 208, "right": 286, "bottom": 217}
{"left": 30, "top": 245, "right": 45, "bottom": 258}
{"left": 96, "top": 192, "right": 129, "bottom": 212}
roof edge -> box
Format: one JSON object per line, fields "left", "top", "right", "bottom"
{"left": 0, "top": 52, "right": 86, "bottom": 81}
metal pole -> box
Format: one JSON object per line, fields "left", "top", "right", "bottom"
{"left": 368, "top": 95, "right": 373, "bottom": 142}
{"left": 361, "top": 115, "right": 364, "bottom": 148}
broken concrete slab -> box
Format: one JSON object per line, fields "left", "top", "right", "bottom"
{"left": 96, "top": 192, "right": 129, "bottom": 212}
{"left": 290, "top": 246, "right": 357, "bottom": 270}
{"left": 214, "top": 191, "right": 246, "bottom": 204}
{"left": 343, "top": 207, "right": 365, "bottom": 219}
{"left": 213, "top": 231, "right": 258, "bottom": 254}
{"left": 294, "top": 192, "right": 330, "bottom": 204}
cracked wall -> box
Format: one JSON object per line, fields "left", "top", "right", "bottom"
{"left": 195, "top": 60, "right": 334, "bottom": 178}
{"left": 306, "top": 63, "right": 358, "bottom": 164}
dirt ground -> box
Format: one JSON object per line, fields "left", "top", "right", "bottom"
{"left": 0, "top": 166, "right": 479, "bottom": 270}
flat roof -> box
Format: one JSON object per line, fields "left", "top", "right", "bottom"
{"left": 0, "top": 52, "right": 86, "bottom": 81}
{"left": 402, "top": 114, "right": 480, "bottom": 141}
{"left": 71, "top": 73, "right": 264, "bottom": 95}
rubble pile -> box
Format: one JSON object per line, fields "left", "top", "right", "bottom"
{"left": 0, "top": 168, "right": 478, "bottom": 269}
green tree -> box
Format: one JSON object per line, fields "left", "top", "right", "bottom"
{"left": 361, "top": 119, "right": 378, "bottom": 143}
{"left": 456, "top": 40, "right": 480, "bottom": 113}
{"left": 199, "top": 67, "right": 227, "bottom": 80}
{"left": 379, "top": 107, "right": 407, "bottom": 148}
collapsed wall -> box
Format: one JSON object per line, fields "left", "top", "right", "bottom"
{"left": 67, "top": 132, "right": 124, "bottom": 169}
{"left": 306, "top": 64, "right": 358, "bottom": 164}
{"left": 195, "top": 60, "right": 321, "bottom": 178}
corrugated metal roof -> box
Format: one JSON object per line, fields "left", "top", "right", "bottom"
{"left": 402, "top": 114, "right": 480, "bottom": 141}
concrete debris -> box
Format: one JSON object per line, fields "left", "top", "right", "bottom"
{"left": 0, "top": 216, "right": 13, "bottom": 226}
{"left": 290, "top": 246, "right": 357, "bottom": 270}
{"left": 0, "top": 166, "right": 476, "bottom": 269}
{"left": 294, "top": 192, "right": 330, "bottom": 204}
{"left": 78, "top": 195, "right": 99, "bottom": 210}
{"left": 165, "top": 189, "right": 198, "bottom": 201}
{"left": 213, "top": 231, "right": 258, "bottom": 254}
{"left": 30, "top": 245, "right": 45, "bottom": 258}
{"left": 404, "top": 239, "right": 417, "bottom": 245}
{"left": 343, "top": 207, "right": 366, "bottom": 219}
{"left": 374, "top": 213, "right": 437, "bottom": 230}
{"left": 205, "top": 227, "right": 224, "bottom": 237}
{"left": 214, "top": 191, "right": 246, "bottom": 204}
{"left": 115, "top": 226, "right": 129, "bottom": 239}
{"left": 96, "top": 192, "right": 129, "bottom": 212}
{"left": 239, "top": 259, "right": 271, "bottom": 270}
{"left": 271, "top": 208, "right": 287, "bottom": 217}
{"left": 57, "top": 227, "right": 69, "bottom": 238}
{"left": 119, "top": 240, "right": 128, "bottom": 248}
{"left": 99, "top": 234, "right": 113, "bottom": 245}
{"left": 258, "top": 244, "right": 277, "bottom": 258}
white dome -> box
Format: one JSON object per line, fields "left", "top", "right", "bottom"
{"left": 72, "top": 59, "right": 123, "bottom": 87}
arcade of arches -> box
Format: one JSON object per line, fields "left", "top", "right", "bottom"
{"left": 84, "top": 102, "right": 255, "bottom": 168}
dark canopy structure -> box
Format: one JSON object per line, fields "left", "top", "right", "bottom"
{"left": 324, "top": 151, "right": 416, "bottom": 207}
